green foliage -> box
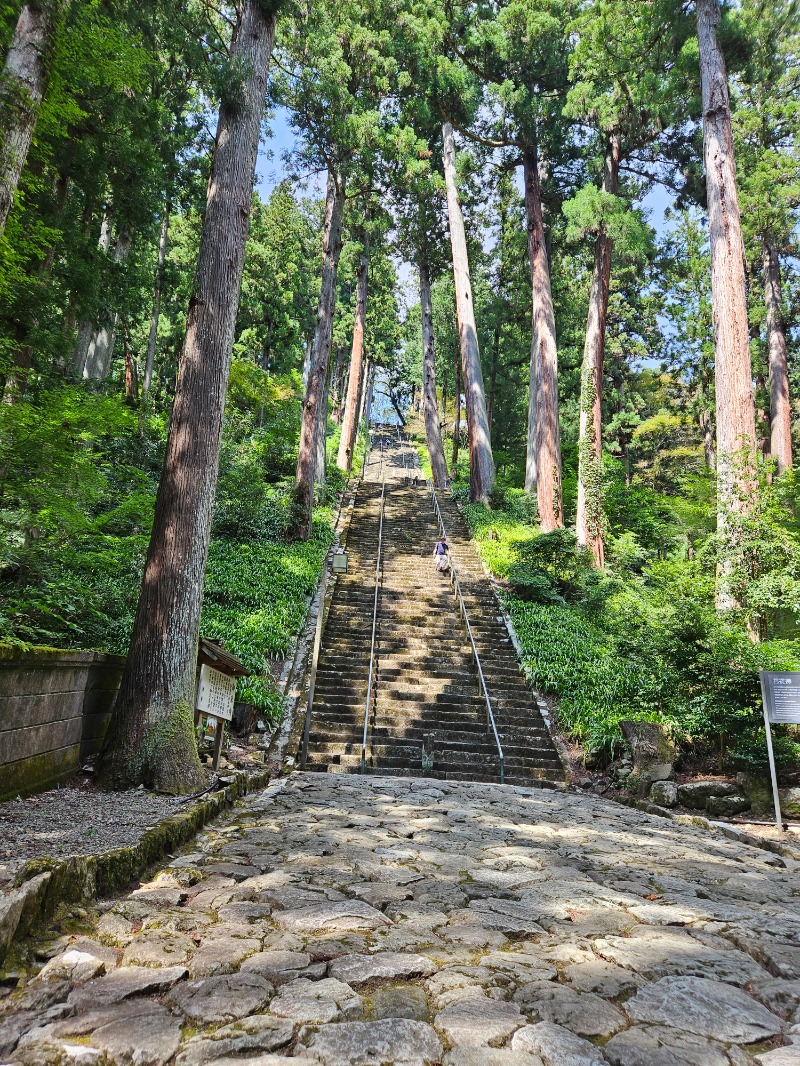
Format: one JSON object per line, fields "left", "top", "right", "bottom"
{"left": 462, "top": 493, "right": 800, "bottom": 770}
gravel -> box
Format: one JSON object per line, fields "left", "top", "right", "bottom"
{"left": 0, "top": 780, "right": 184, "bottom": 888}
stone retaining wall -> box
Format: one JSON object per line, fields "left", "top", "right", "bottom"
{"left": 0, "top": 647, "right": 125, "bottom": 800}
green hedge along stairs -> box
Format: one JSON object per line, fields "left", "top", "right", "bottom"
{"left": 302, "top": 429, "right": 564, "bottom": 787}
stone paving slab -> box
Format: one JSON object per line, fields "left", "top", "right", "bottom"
{"left": 1, "top": 772, "right": 799, "bottom": 1065}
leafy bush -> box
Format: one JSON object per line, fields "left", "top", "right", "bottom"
{"left": 460, "top": 490, "right": 800, "bottom": 770}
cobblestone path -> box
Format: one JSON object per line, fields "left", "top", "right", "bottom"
{"left": 2, "top": 773, "right": 799, "bottom": 1066}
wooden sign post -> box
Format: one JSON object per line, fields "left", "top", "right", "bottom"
{"left": 759, "top": 669, "right": 800, "bottom": 832}
{"left": 195, "top": 639, "right": 251, "bottom": 771}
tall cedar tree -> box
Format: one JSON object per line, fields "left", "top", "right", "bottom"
{"left": 0, "top": 0, "right": 63, "bottom": 236}
{"left": 337, "top": 217, "right": 370, "bottom": 472}
{"left": 99, "top": 0, "right": 279, "bottom": 792}
{"left": 442, "top": 120, "right": 494, "bottom": 503}
{"left": 696, "top": 0, "right": 758, "bottom": 608}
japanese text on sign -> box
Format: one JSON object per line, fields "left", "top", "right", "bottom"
{"left": 761, "top": 671, "right": 800, "bottom": 725}
{"left": 196, "top": 664, "right": 237, "bottom": 721}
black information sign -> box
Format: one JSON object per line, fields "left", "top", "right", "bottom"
{"left": 760, "top": 671, "right": 800, "bottom": 725}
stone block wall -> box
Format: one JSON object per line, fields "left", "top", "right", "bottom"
{"left": 0, "top": 647, "right": 125, "bottom": 800}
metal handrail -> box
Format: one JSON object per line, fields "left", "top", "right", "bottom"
{"left": 360, "top": 479, "right": 386, "bottom": 772}
{"left": 429, "top": 482, "right": 505, "bottom": 784}
{"left": 300, "top": 563, "right": 330, "bottom": 770}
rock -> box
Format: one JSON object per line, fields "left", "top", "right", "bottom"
{"left": 564, "top": 960, "right": 642, "bottom": 998}
{"left": 443, "top": 1050, "right": 544, "bottom": 1066}
{"left": 90, "top": 1000, "right": 182, "bottom": 1066}
{"left": 755, "top": 1050, "right": 800, "bottom": 1065}
{"left": 780, "top": 788, "right": 800, "bottom": 818}
{"left": 175, "top": 1015, "right": 293, "bottom": 1066}
{"left": 120, "top": 930, "right": 195, "bottom": 968}
{"left": 188, "top": 935, "right": 260, "bottom": 976}
{"left": 620, "top": 721, "right": 676, "bottom": 786}
{"left": 649, "top": 781, "right": 678, "bottom": 807}
{"left": 626, "top": 975, "right": 784, "bottom": 1043}
{"left": 299, "top": 1018, "right": 442, "bottom": 1066}
{"left": 466, "top": 898, "right": 546, "bottom": 936}
{"left": 0, "top": 874, "right": 50, "bottom": 961}
{"left": 478, "top": 952, "right": 557, "bottom": 986}
{"left": 268, "top": 977, "right": 362, "bottom": 1024}
{"left": 511, "top": 1022, "right": 607, "bottom": 1066}
{"left": 677, "top": 781, "right": 740, "bottom": 809}
{"left": 592, "top": 927, "right": 771, "bottom": 984}
{"left": 328, "top": 952, "right": 436, "bottom": 985}
{"left": 750, "top": 978, "right": 800, "bottom": 1021}
{"left": 604, "top": 1025, "right": 747, "bottom": 1066}
{"left": 166, "top": 973, "right": 273, "bottom": 1023}
{"left": 369, "top": 985, "right": 429, "bottom": 1022}
{"left": 513, "top": 981, "right": 627, "bottom": 1038}
{"left": 706, "top": 795, "right": 751, "bottom": 818}
{"left": 69, "top": 964, "right": 188, "bottom": 1008}
{"left": 273, "top": 901, "right": 392, "bottom": 932}
{"left": 240, "top": 949, "right": 322, "bottom": 984}
{"left": 35, "top": 951, "right": 106, "bottom": 985}
{"left": 434, "top": 997, "right": 523, "bottom": 1047}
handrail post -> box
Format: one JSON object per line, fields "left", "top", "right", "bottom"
{"left": 361, "top": 480, "right": 386, "bottom": 773}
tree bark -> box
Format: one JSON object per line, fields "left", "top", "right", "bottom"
{"left": 0, "top": 0, "right": 62, "bottom": 237}
{"left": 576, "top": 134, "right": 620, "bottom": 566}
{"left": 290, "top": 169, "right": 345, "bottom": 538}
{"left": 442, "top": 121, "right": 494, "bottom": 503}
{"left": 763, "top": 236, "right": 792, "bottom": 474}
{"left": 337, "top": 225, "right": 370, "bottom": 472}
{"left": 99, "top": 1, "right": 277, "bottom": 793}
{"left": 142, "top": 206, "right": 170, "bottom": 402}
{"left": 522, "top": 145, "right": 562, "bottom": 529}
{"left": 419, "top": 259, "right": 448, "bottom": 487}
{"left": 452, "top": 351, "right": 461, "bottom": 472}
{"left": 696, "top": 0, "right": 758, "bottom": 609}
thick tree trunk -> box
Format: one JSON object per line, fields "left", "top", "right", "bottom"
{"left": 314, "top": 362, "right": 330, "bottom": 489}
{"left": 419, "top": 260, "right": 448, "bottom": 487}
{"left": 142, "top": 207, "right": 170, "bottom": 402}
{"left": 0, "top": 0, "right": 62, "bottom": 237}
{"left": 696, "top": 0, "right": 758, "bottom": 610}
{"left": 337, "top": 226, "right": 369, "bottom": 472}
{"left": 522, "top": 146, "right": 561, "bottom": 529}
{"left": 442, "top": 121, "right": 494, "bottom": 503}
{"left": 576, "top": 134, "right": 620, "bottom": 566}
{"left": 99, "top": 1, "right": 277, "bottom": 793}
{"left": 763, "top": 236, "right": 792, "bottom": 474}
{"left": 290, "top": 169, "right": 345, "bottom": 537}
{"left": 452, "top": 352, "right": 461, "bottom": 472}
{"left": 72, "top": 221, "right": 131, "bottom": 380}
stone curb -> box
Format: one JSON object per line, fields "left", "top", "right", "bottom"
{"left": 610, "top": 791, "right": 800, "bottom": 863}
{"left": 0, "top": 765, "right": 271, "bottom": 967}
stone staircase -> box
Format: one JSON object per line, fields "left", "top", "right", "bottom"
{"left": 302, "top": 434, "right": 564, "bottom": 787}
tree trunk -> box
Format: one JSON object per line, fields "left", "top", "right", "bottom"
{"left": 419, "top": 259, "right": 448, "bottom": 487}
{"left": 290, "top": 169, "right": 345, "bottom": 538}
{"left": 98, "top": 1, "right": 277, "bottom": 793}
{"left": 576, "top": 134, "right": 620, "bottom": 566}
{"left": 522, "top": 146, "right": 561, "bottom": 528}
{"left": 314, "top": 360, "right": 330, "bottom": 490}
{"left": 330, "top": 345, "right": 346, "bottom": 424}
{"left": 73, "top": 221, "right": 131, "bottom": 380}
{"left": 763, "top": 236, "right": 792, "bottom": 474}
{"left": 452, "top": 352, "right": 461, "bottom": 472}
{"left": 0, "top": 0, "right": 62, "bottom": 237}
{"left": 123, "top": 328, "right": 138, "bottom": 405}
{"left": 442, "top": 121, "right": 494, "bottom": 503}
{"left": 696, "top": 0, "right": 758, "bottom": 610}
{"left": 337, "top": 225, "right": 370, "bottom": 472}
{"left": 362, "top": 361, "right": 375, "bottom": 430}
{"left": 142, "top": 206, "right": 170, "bottom": 402}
